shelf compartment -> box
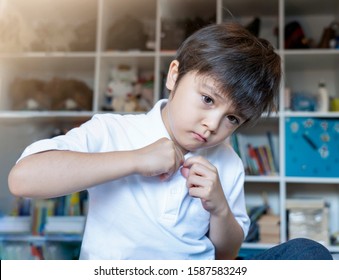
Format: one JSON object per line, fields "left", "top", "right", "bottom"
{"left": 0, "top": 56, "right": 96, "bottom": 111}
{"left": 98, "top": 56, "right": 155, "bottom": 112}
{"left": 284, "top": 52, "right": 339, "bottom": 104}
{"left": 233, "top": 118, "right": 280, "bottom": 177}
{"left": 244, "top": 182, "right": 281, "bottom": 245}
{"left": 286, "top": 183, "right": 339, "bottom": 247}
{"left": 222, "top": 0, "right": 279, "bottom": 49}
{"left": 0, "top": 0, "right": 98, "bottom": 53}
{"left": 101, "top": 0, "right": 157, "bottom": 52}
{"left": 245, "top": 182, "right": 281, "bottom": 216}
{"left": 160, "top": 0, "right": 217, "bottom": 51}
{"left": 284, "top": 0, "right": 339, "bottom": 50}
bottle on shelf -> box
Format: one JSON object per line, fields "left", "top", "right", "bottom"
{"left": 317, "top": 81, "right": 329, "bottom": 112}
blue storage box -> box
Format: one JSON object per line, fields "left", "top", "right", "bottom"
{"left": 285, "top": 117, "right": 339, "bottom": 177}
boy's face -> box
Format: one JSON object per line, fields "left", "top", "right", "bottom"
{"left": 162, "top": 61, "right": 245, "bottom": 154}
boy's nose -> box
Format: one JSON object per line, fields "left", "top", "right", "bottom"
{"left": 203, "top": 112, "right": 223, "bottom": 133}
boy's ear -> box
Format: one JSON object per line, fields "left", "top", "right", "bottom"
{"left": 166, "top": 60, "right": 179, "bottom": 91}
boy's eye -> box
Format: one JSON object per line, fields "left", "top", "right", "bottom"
{"left": 202, "top": 95, "right": 214, "bottom": 105}
{"left": 227, "top": 115, "right": 240, "bottom": 125}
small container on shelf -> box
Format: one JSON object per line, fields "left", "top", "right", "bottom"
{"left": 317, "top": 81, "right": 329, "bottom": 112}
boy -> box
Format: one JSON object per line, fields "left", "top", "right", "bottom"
{"left": 8, "top": 22, "right": 295, "bottom": 260}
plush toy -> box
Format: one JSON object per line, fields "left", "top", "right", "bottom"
{"left": 10, "top": 78, "right": 50, "bottom": 110}
{"left": 10, "top": 77, "right": 93, "bottom": 111}
{"left": 106, "top": 82, "right": 133, "bottom": 111}
{"left": 46, "top": 78, "right": 93, "bottom": 111}
{"left": 106, "top": 15, "right": 147, "bottom": 51}
{"left": 69, "top": 20, "right": 96, "bottom": 52}
{"left": 31, "top": 21, "right": 76, "bottom": 52}
{"left": 103, "top": 65, "right": 155, "bottom": 112}
{"left": 104, "top": 65, "right": 138, "bottom": 111}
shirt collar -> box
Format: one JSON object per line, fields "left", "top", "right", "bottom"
{"left": 146, "top": 99, "right": 171, "bottom": 140}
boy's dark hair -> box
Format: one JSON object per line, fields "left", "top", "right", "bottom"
{"left": 174, "top": 22, "right": 282, "bottom": 125}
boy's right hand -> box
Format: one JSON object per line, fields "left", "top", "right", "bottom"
{"left": 135, "top": 138, "right": 184, "bottom": 180}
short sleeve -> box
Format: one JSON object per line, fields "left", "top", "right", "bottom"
{"left": 17, "top": 114, "right": 109, "bottom": 162}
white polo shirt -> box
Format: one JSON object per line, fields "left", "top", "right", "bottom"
{"left": 19, "top": 99, "right": 250, "bottom": 259}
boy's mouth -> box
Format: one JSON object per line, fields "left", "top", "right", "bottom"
{"left": 192, "top": 132, "right": 207, "bottom": 143}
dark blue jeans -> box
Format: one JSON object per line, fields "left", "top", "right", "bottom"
{"left": 250, "top": 238, "right": 333, "bottom": 260}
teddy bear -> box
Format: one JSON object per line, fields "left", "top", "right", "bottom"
{"left": 10, "top": 78, "right": 50, "bottom": 110}
{"left": 104, "top": 65, "right": 138, "bottom": 111}
{"left": 31, "top": 21, "right": 76, "bottom": 52}
{"left": 10, "top": 77, "right": 93, "bottom": 111}
{"left": 69, "top": 20, "right": 96, "bottom": 52}
{"left": 106, "top": 15, "right": 147, "bottom": 51}
{"left": 106, "top": 81, "right": 134, "bottom": 111}
{"left": 45, "top": 77, "right": 93, "bottom": 111}
{"left": 103, "top": 65, "right": 155, "bottom": 112}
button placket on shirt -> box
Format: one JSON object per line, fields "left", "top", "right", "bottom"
{"left": 161, "top": 171, "right": 187, "bottom": 222}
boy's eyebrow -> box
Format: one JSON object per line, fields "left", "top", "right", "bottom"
{"left": 201, "top": 83, "right": 225, "bottom": 101}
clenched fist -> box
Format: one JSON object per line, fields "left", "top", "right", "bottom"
{"left": 135, "top": 138, "right": 184, "bottom": 180}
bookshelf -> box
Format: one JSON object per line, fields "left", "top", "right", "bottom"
{"left": 0, "top": 192, "right": 87, "bottom": 259}
{"left": 0, "top": 0, "right": 338, "bottom": 259}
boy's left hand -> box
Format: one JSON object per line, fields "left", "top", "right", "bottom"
{"left": 181, "top": 156, "right": 228, "bottom": 217}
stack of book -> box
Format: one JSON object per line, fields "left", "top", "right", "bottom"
{"left": 231, "top": 132, "right": 279, "bottom": 176}
{"left": 257, "top": 214, "right": 280, "bottom": 244}
{"left": 31, "top": 193, "right": 87, "bottom": 235}
{"left": 286, "top": 198, "right": 330, "bottom": 246}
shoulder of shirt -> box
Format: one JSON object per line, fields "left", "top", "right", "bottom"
{"left": 90, "top": 112, "right": 148, "bottom": 125}
{"left": 89, "top": 100, "right": 164, "bottom": 128}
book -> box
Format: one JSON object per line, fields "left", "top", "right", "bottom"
{"left": 248, "top": 144, "right": 264, "bottom": 175}
{"left": 264, "top": 145, "right": 277, "bottom": 174}
{"left": 256, "top": 146, "right": 271, "bottom": 175}
{"left": 266, "top": 131, "right": 279, "bottom": 173}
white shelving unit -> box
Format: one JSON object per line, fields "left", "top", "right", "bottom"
{"left": 280, "top": 0, "right": 339, "bottom": 252}
{"left": 0, "top": 0, "right": 338, "bottom": 258}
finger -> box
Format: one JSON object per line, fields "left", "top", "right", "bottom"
{"left": 186, "top": 162, "right": 214, "bottom": 180}
{"left": 187, "top": 179, "right": 211, "bottom": 198}
{"left": 181, "top": 158, "right": 216, "bottom": 182}
{"left": 180, "top": 166, "right": 190, "bottom": 178}
{"left": 183, "top": 156, "right": 215, "bottom": 173}
{"left": 186, "top": 174, "right": 212, "bottom": 190}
